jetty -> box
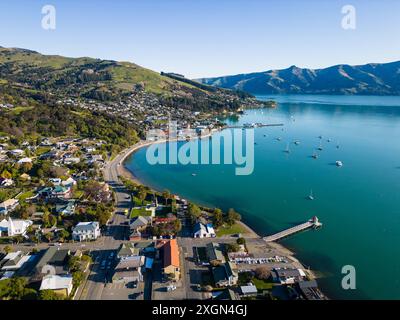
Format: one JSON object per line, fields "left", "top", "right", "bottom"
{"left": 263, "top": 216, "right": 322, "bottom": 242}
{"left": 227, "top": 123, "right": 284, "bottom": 129}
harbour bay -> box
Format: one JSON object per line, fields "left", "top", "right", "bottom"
{"left": 125, "top": 95, "right": 400, "bottom": 299}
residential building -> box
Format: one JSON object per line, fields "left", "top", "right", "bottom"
{"left": 193, "top": 222, "right": 216, "bottom": 238}
{"left": 213, "top": 288, "right": 238, "bottom": 300}
{"left": 0, "top": 217, "right": 33, "bottom": 237}
{"left": 39, "top": 275, "right": 73, "bottom": 297}
{"left": 117, "top": 243, "right": 140, "bottom": 259}
{"left": 162, "top": 239, "right": 180, "bottom": 281}
{"left": 17, "top": 157, "right": 32, "bottom": 165}
{"left": 33, "top": 247, "right": 71, "bottom": 278}
{"left": 51, "top": 186, "right": 72, "bottom": 199}
{"left": 55, "top": 200, "right": 76, "bottom": 216}
{"left": 0, "top": 198, "right": 19, "bottom": 215}
{"left": 72, "top": 222, "right": 100, "bottom": 241}
{"left": 240, "top": 284, "right": 258, "bottom": 297}
{"left": 0, "top": 178, "right": 13, "bottom": 187}
{"left": 212, "top": 262, "right": 238, "bottom": 287}
{"left": 271, "top": 268, "right": 306, "bottom": 285}
{"left": 295, "top": 280, "right": 327, "bottom": 300}
{"left": 113, "top": 255, "right": 145, "bottom": 283}
{"left": 1, "top": 251, "right": 33, "bottom": 271}
{"left": 206, "top": 242, "right": 225, "bottom": 265}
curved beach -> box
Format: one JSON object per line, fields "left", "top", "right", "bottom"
{"left": 108, "top": 135, "right": 317, "bottom": 281}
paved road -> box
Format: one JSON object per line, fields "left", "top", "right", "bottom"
{"left": 78, "top": 149, "right": 134, "bottom": 300}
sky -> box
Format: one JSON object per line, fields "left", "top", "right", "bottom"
{"left": 0, "top": 0, "right": 399, "bottom": 78}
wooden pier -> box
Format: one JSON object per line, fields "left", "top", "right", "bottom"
{"left": 227, "top": 123, "right": 284, "bottom": 129}
{"left": 263, "top": 216, "right": 322, "bottom": 242}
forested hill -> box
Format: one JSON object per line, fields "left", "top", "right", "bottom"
{"left": 0, "top": 46, "right": 262, "bottom": 108}
{"left": 197, "top": 61, "right": 400, "bottom": 95}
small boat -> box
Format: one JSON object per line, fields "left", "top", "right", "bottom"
{"left": 318, "top": 135, "right": 323, "bottom": 139}
{"left": 277, "top": 137, "right": 282, "bottom": 141}
{"left": 327, "top": 139, "right": 331, "bottom": 142}
{"left": 318, "top": 142, "right": 323, "bottom": 151}
{"left": 336, "top": 161, "right": 343, "bottom": 167}
{"left": 192, "top": 173, "right": 197, "bottom": 176}
{"left": 284, "top": 143, "right": 290, "bottom": 153}
{"left": 263, "top": 134, "right": 267, "bottom": 137}
{"left": 308, "top": 190, "right": 314, "bottom": 200}
{"left": 312, "top": 152, "right": 318, "bottom": 159}
{"left": 294, "top": 140, "right": 300, "bottom": 145}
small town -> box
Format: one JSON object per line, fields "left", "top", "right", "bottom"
{"left": 0, "top": 133, "right": 326, "bottom": 301}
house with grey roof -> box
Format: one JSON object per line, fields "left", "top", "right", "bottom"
{"left": 206, "top": 242, "right": 225, "bottom": 265}
{"left": 72, "top": 222, "right": 100, "bottom": 241}
{"left": 129, "top": 216, "right": 152, "bottom": 232}
{"left": 212, "top": 262, "right": 238, "bottom": 287}
{"left": 117, "top": 243, "right": 140, "bottom": 259}
{"left": 272, "top": 268, "right": 306, "bottom": 285}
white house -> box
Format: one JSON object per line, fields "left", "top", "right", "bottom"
{"left": 72, "top": 222, "right": 101, "bottom": 241}
{"left": 40, "top": 275, "right": 74, "bottom": 297}
{"left": 17, "top": 157, "right": 32, "bottom": 165}
{"left": 193, "top": 222, "right": 216, "bottom": 238}
{"left": 61, "top": 177, "right": 77, "bottom": 188}
{"left": 0, "top": 178, "right": 13, "bottom": 187}
{"left": 9, "top": 149, "right": 24, "bottom": 157}
{"left": 0, "top": 217, "right": 33, "bottom": 237}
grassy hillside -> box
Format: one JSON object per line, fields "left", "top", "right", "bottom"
{"left": 0, "top": 47, "right": 207, "bottom": 98}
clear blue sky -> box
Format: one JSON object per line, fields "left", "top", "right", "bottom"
{"left": 0, "top": 0, "right": 399, "bottom": 78}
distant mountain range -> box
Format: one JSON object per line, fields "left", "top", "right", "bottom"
{"left": 197, "top": 61, "right": 400, "bottom": 95}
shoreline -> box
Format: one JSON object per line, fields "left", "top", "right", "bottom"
{"left": 111, "top": 130, "right": 319, "bottom": 282}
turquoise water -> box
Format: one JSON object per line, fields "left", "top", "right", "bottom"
{"left": 125, "top": 95, "right": 400, "bottom": 299}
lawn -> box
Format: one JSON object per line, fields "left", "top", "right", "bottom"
{"left": 252, "top": 278, "right": 274, "bottom": 291}
{"left": 35, "top": 146, "right": 51, "bottom": 156}
{"left": 216, "top": 223, "right": 247, "bottom": 237}
{"left": 130, "top": 207, "right": 152, "bottom": 219}
{"left": 17, "top": 190, "right": 34, "bottom": 202}
{"left": 133, "top": 196, "right": 151, "bottom": 207}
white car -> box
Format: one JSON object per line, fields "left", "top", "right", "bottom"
{"left": 167, "top": 285, "right": 177, "bottom": 292}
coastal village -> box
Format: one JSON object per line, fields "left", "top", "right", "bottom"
{"left": 0, "top": 126, "right": 326, "bottom": 301}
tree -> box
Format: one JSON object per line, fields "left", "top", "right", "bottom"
{"left": 68, "top": 256, "right": 81, "bottom": 273}
{"left": 59, "top": 229, "right": 70, "bottom": 242}
{"left": 162, "top": 190, "right": 171, "bottom": 205}
{"left": 44, "top": 232, "right": 54, "bottom": 243}
{"left": 226, "top": 208, "right": 241, "bottom": 226}
{"left": 1, "top": 170, "right": 12, "bottom": 179}
{"left": 136, "top": 186, "right": 147, "bottom": 205}
{"left": 83, "top": 180, "right": 103, "bottom": 200}
{"left": 3, "top": 245, "right": 12, "bottom": 254}
{"left": 213, "top": 208, "right": 223, "bottom": 228}
{"left": 13, "top": 235, "right": 24, "bottom": 244}
{"left": 188, "top": 203, "right": 201, "bottom": 224}
{"left": 20, "top": 162, "right": 33, "bottom": 173}
{"left": 42, "top": 211, "right": 50, "bottom": 227}
{"left": 72, "top": 270, "right": 84, "bottom": 288}
{"left": 226, "top": 243, "right": 240, "bottom": 253}
{"left": 39, "top": 289, "right": 63, "bottom": 300}
{"left": 49, "top": 214, "right": 57, "bottom": 227}
{"left": 173, "top": 219, "right": 182, "bottom": 234}
{"left": 7, "top": 277, "right": 28, "bottom": 300}
{"left": 237, "top": 237, "right": 246, "bottom": 245}
{"left": 255, "top": 266, "right": 271, "bottom": 280}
